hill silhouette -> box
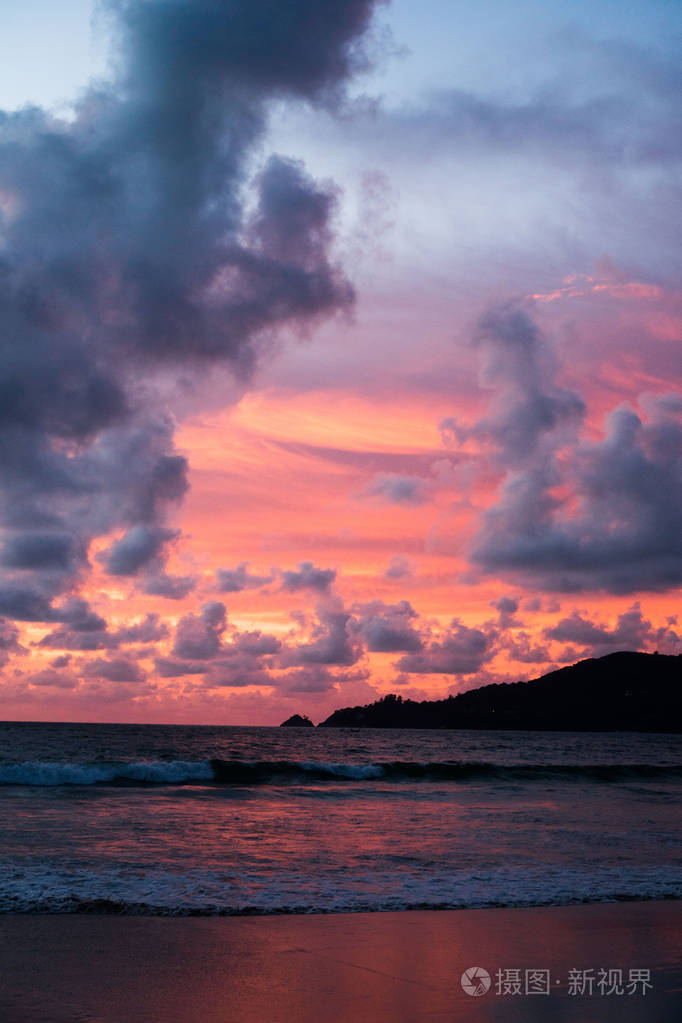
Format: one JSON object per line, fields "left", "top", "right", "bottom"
{"left": 318, "top": 651, "right": 681, "bottom": 731}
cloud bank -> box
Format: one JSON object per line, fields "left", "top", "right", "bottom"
{"left": 0, "top": 0, "right": 384, "bottom": 622}
{"left": 467, "top": 304, "right": 682, "bottom": 593}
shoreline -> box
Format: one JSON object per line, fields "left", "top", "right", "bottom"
{"left": 1, "top": 892, "right": 680, "bottom": 917}
{"left": 1, "top": 900, "right": 680, "bottom": 1022}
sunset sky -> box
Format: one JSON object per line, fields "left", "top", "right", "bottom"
{"left": 0, "top": 0, "right": 680, "bottom": 723}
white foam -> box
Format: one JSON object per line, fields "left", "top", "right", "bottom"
{"left": 0, "top": 760, "right": 214, "bottom": 786}
{"left": 0, "top": 861, "right": 679, "bottom": 915}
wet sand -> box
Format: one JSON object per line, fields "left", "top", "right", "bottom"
{"left": 0, "top": 901, "right": 680, "bottom": 1022}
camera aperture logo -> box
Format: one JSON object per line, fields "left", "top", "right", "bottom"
{"left": 461, "top": 967, "right": 491, "bottom": 996}
{"left": 459, "top": 965, "right": 652, "bottom": 998}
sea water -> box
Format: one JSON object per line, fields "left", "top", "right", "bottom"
{"left": 0, "top": 723, "right": 680, "bottom": 914}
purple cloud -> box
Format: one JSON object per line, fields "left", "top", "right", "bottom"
{"left": 216, "top": 563, "right": 274, "bottom": 593}
{"left": 280, "top": 561, "right": 337, "bottom": 593}
{"left": 361, "top": 473, "right": 431, "bottom": 506}
{"left": 0, "top": 0, "right": 384, "bottom": 624}
{"left": 397, "top": 619, "right": 494, "bottom": 675}
{"left": 384, "top": 554, "right": 413, "bottom": 580}
{"left": 172, "top": 601, "right": 227, "bottom": 661}
{"left": 468, "top": 305, "right": 682, "bottom": 593}
{"left": 544, "top": 603, "right": 680, "bottom": 657}
{"left": 351, "top": 599, "right": 423, "bottom": 652}
{"left": 281, "top": 598, "right": 360, "bottom": 667}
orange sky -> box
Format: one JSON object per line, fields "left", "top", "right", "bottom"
{"left": 2, "top": 0, "right": 681, "bottom": 724}
{"left": 4, "top": 272, "right": 680, "bottom": 724}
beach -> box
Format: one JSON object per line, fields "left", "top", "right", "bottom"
{"left": 2, "top": 725, "right": 679, "bottom": 1019}
{"left": 1, "top": 901, "right": 680, "bottom": 1022}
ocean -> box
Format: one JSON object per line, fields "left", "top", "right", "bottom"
{"left": 1, "top": 723, "right": 680, "bottom": 915}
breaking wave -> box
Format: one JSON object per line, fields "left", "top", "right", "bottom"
{"left": 0, "top": 759, "right": 680, "bottom": 786}
{"left": 0, "top": 760, "right": 214, "bottom": 786}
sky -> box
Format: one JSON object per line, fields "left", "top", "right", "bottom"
{"left": 0, "top": 0, "right": 680, "bottom": 724}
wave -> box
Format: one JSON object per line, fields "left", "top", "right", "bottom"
{"left": 1, "top": 860, "right": 680, "bottom": 915}
{"left": 0, "top": 758, "right": 680, "bottom": 786}
{"left": 4, "top": 893, "right": 680, "bottom": 916}
{"left": 0, "top": 760, "right": 214, "bottom": 786}
{"left": 209, "top": 759, "right": 682, "bottom": 784}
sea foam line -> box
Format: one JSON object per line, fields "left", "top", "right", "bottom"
{"left": 0, "top": 760, "right": 214, "bottom": 786}
{"left": 0, "top": 759, "right": 680, "bottom": 786}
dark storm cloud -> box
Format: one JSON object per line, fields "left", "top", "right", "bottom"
{"left": 280, "top": 561, "right": 337, "bottom": 593}
{"left": 152, "top": 617, "right": 283, "bottom": 685}
{"left": 57, "top": 598, "right": 108, "bottom": 632}
{"left": 143, "top": 571, "right": 197, "bottom": 600}
{"left": 472, "top": 303, "right": 585, "bottom": 466}
{"left": 396, "top": 619, "right": 494, "bottom": 675}
{"left": 215, "top": 562, "right": 273, "bottom": 592}
{"left": 26, "top": 669, "right": 77, "bottom": 690}
{"left": 350, "top": 599, "right": 423, "bottom": 652}
{"left": 277, "top": 664, "right": 370, "bottom": 695}
{"left": 206, "top": 629, "right": 283, "bottom": 685}
{"left": 172, "top": 600, "right": 227, "bottom": 661}
{"left": 50, "top": 654, "right": 71, "bottom": 669}
{"left": 38, "top": 628, "right": 116, "bottom": 652}
{"left": 115, "top": 0, "right": 383, "bottom": 106}
{"left": 501, "top": 632, "right": 551, "bottom": 665}
{"left": 114, "top": 613, "right": 169, "bottom": 644}
{"left": 281, "top": 598, "right": 361, "bottom": 667}
{"left": 205, "top": 656, "right": 274, "bottom": 688}
{"left": 491, "top": 596, "right": 519, "bottom": 623}
{"left": 0, "top": 617, "right": 25, "bottom": 667}
{"left": 0, "top": 588, "right": 62, "bottom": 623}
{"left": 544, "top": 604, "right": 680, "bottom": 657}
{"left": 469, "top": 305, "right": 682, "bottom": 593}
{"left": 164, "top": 624, "right": 282, "bottom": 686}
{"left": 38, "top": 609, "right": 168, "bottom": 652}
{"left": 105, "top": 525, "right": 180, "bottom": 576}
{"left": 227, "top": 631, "right": 281, "bottom": 657}
{"left": 0, "top": 0, "right": 384, "bottom": 623}
{"left": 155, "top": 593, "right": 368, "bottom": 686}
{"left": 0, "top": 533, "right": 86, "bottom": 572}
{"left": 1, "top": 591, "right": 106, "bottom": 628}
{"left": 155, "top": 657, "right": 207, "bottom": 678}
{"left": 81, "top": 656, "right": 145, "bottom": 683}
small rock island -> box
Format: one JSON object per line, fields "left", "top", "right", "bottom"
{"left": 280, "top": 713, "right": 314, "bottom": 727}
